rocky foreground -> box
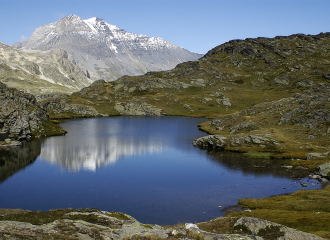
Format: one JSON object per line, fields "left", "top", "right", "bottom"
{"left": 0, "top": 209, "right": 324, "bottom": 239}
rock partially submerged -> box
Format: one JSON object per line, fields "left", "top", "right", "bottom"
{"left": 193, "top": 134, "right": 280, "bottom": 150}
{"left": 193, "top": 134, "right": 227, "bottom": 149}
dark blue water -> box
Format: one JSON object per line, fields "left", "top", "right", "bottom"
{"left": 0, "top": 117, "right": 320, "bottom": 224}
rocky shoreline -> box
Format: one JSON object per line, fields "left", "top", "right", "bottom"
{"left": 192, "top": 134, "right": 330, "bottom": 181}
{"left": 0, "top": 209, "right": 325, "bottom": 239}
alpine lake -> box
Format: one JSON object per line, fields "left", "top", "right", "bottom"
{"left": 0, "top": 116, "right": 321, "bottom": 225}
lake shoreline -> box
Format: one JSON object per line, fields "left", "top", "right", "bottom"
{"left": 0, "top": 207, "right": 326, "bottom": 239}
{"left": 1, "top": 116, "right": 329, "bottom": 238}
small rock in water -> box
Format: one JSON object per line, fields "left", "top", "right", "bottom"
{"left": 300, "top": 182, "right": 308, "bottom": 187}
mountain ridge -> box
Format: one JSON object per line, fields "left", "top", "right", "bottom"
{"left": 13, "top": 14, "right": 203, "bottom": 82}
{"left": 0, "top": 41, "right": 93, "bottom": 94}
{"left": 43, "top": 31, "right": 330, "bottom": 164}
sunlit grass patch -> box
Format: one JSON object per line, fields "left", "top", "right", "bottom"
{"left": 106, "top": 212, "right": 132, "bottom": 220}
{"left": 290, "top": 158, "right": 330, "bottom": 172}
{"left": 243, "top": 151, "right": 271, "bottom": 159}
{"left": 227, "top": 186, "right": 330, "bottom": 238}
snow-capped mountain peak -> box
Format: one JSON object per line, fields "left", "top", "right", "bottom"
{"left": 14, "top": 14, "right": 203, "bottom": 82}
{"left": 83, "top": 17, "right": 120, "bottom": 34}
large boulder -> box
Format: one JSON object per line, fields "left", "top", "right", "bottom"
{"left": 319, "top": 161, "right": 330, "bottom": 178}
{"left": 234, "top": 217, "right": 324, "bottom": 240}
{"left": 192, "top": 135, "right": 227, "bottom": 149}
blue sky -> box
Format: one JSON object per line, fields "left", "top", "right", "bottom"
{"left": 1, "top": 0, "right": 329, "bottom": 54}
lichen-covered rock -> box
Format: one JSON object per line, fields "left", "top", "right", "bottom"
{"left": 1, "top": 210, "right": 323, "bottom": 240}
{"left": 273, "top": 75, "right": 290, "bottom": 86}
{"left": 43, "top": 96, "right": 101, "bottom": 118}
{"left": 114, "top": 100, "right": 162, "bottom": 116}
{"left": 318, "top": 161, "right": 330, "bottom": 177}
{"left": 193, "top": 135, "right": 227, "bottom": 149}
{"left": 307, "top": 152, "right": 327, "bottom": 160}
{"left": 193, "top": 134, "right": 280, "bottom": 150}
{"left": 230, "top": 122, "right": 257, "bottom": 134}
{"left": 234, "top": 217, "right": 324, "bottom": 240}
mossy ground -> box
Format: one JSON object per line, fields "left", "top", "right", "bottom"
{"left": 226, "top": 185, "right": 330, "bottom": 239}
{"left": 196, "top": 217, "right": 240, "bottom": 234}
{"left": 0, "top": 208, "right": 131, "bottom": 227}
{"left": 0, "top": 208, "right": 98, "bottom": 225}
{"left": 30, "top": 120, "right": 67, "bottom": 137}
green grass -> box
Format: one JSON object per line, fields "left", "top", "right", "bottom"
{"left": 142, "top": 224, "right": 153, "bottom": 229}
{"left": 106, "top": 212, "right": 132, "bottom": 220}
{"left": 31, "top": 121, "right": 67, "bottom": 137}
{"left": 197, "top": 217, "right": 238, "bottom": 234}
{"left": 227, "top": 185, "right": 330, "bottom": 239}
{"left": 243, "top": 151, "right": 271, "bottom": 159}
{"left": 0, "top": 208, "right": 104, "bottom": 226}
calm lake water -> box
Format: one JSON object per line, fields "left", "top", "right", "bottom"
{"left": 0, "top": 117, "right": 320, "bottom": 225}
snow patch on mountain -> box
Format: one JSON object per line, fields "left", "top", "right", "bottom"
{"left": 13, "top": 14, "right": 203, "bottom": 83}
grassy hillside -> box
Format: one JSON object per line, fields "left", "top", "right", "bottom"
{"left": 42, "top": 32, "right": 330, "bottom": 162}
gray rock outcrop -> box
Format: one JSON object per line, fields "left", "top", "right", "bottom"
{"left": 234, "top": 217, "right": 324, "bottom": 240}
{"left": 318, "top": 161, "right": 330, "bottom": 177}
{"left": 193, "top": 134, "right": 280, "bottom": 150}
{"left": 0, "top": 82, "right": 48, "bottom": 146}
{"left": 193, "top": 135, "right": 227, "bottom": 149}
{"left": 114, "top": 100, "right": 162, "bottom": 116}
{"left": 0, "top": 211, "right": 324, "bottom": 240}
{"left": 43, "top": 96, "right": 101, "bottom": 118}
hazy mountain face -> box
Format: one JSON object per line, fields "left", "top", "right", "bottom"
{"left": 15, "top": 14, "right": 203, "bottom": 82}
{"left": 0, "top": 42, "right": 92, "bottom": 94}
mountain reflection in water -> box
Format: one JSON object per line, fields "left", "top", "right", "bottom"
{"left": 40, "top": 132, "right": 165, "bottom": 171}
{"left": 38, "top": 117, "right": 185, "bottom": 171}
{"left": 0, "top": 117, "right": 321, "bottom": 225}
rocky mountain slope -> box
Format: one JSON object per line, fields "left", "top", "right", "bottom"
{"left": 47, "top": 32, "right": 330, "bottom": 160}
{"left": 0, "top": 42, "right": 92, "bottom": 94}
{"left": 14, "top": 14, "right": 202, "bottom": 83}
{"left": 0, "top": 82, "right": 65, "bottom": 146}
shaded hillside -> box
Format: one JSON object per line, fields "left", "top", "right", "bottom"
{"left": 44, "top": 32, "right": 330, "bottom": 157}
{"left": 0, "top": 82, "right": 65, "bottom": 146}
